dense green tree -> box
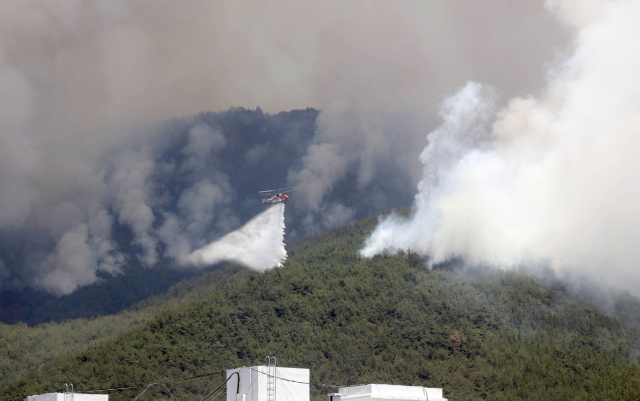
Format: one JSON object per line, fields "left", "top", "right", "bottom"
{"left": 0, "top": 265, "right": 249, "bottom": 390}
{"left": 2, "top": 216, "right": 639, "bottom": 401}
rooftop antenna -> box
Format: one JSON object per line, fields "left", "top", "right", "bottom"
{"left": 265, "top": 356, "right": 277, "bottom": 401}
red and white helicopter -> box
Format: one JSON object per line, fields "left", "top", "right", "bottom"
{"left": 260, "top": 187, "right": 295, "bottom": 205}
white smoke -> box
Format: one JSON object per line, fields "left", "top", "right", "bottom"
{"left": 187, "top": 203, "right": 287, "bottom": 271}
{"left": 362, "top": 0, "right": 640, "bottom": 294}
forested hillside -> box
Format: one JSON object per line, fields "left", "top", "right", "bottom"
{"left": 0, "top": 107, "right": 317, "bottom": 325}
{"left": 0, "top": 265, "right": 250, "bottom": 391}
{"left": 3, "top": 216, "right": 640, "bottom": 401}
{"left": 1, "top": 106, "right": 420, "bottom": 326}
{"left": 0, "top": 261, "right": 227, "bottom": 326}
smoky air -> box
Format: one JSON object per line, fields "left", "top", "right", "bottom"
{"left": 3, "top": 0, "right": 638, "bottom": 300}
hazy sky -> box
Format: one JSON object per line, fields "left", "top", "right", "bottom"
{"left": 0, "top": 0, "right": 574, "bottom": 294}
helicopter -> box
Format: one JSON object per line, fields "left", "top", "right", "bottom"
{"left": 260, "top": 187, "right": 295, "bottom": 205}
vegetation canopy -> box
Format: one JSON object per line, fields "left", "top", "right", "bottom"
{"left": 2, "top": 215, "right": 640, "bottom": 401}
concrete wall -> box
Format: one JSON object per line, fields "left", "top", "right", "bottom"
{"left": 226, "top": 366, "right": 309, "bottom": 401}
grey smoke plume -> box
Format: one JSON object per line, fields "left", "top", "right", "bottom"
{"left": 0, "top": 0, "right": 568, "bottom": 295}
{"left": 109, "top": 146, "right": 158, "bottom": 265}
{"left": 285, "top": 1, "right": 568, "bottom": 234}
{"left": 157, "top": 174, "right": 238, "bottom": 261}
{"left": 155, "top": 122, "right": 237, "bottom": 261}
{"left": 288, "top": 82, "right": 429, "bottom": 212}
{"left": 188, "top": 203, "right": 287, "bottom": 270}
{"left": 362, "top": 0, "right": 640, "bottom": 295}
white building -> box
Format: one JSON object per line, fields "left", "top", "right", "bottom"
{"left": 24, "top": 393, "right": 108, "bottom": 401}
{"left": 226, "top": 365, "right": 310, "bottom": 401}
{"left": 327, "top": 384, "right": 446, "bottom": 401}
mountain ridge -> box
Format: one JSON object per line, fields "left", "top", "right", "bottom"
{"left": 3, "top": 215, "right": 640, "bottom": 401}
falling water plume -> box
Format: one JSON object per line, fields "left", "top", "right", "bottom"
{"left": 187, "top": 203, "right": 287, "bottom": 270}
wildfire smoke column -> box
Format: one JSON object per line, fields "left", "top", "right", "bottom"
{"left": 361, "top": 0, "right": 640, "bottom": 294}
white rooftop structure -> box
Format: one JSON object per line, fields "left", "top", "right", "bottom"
{"left": 328, "top": 384, "right": 446, "bottom": 401}
{"left": 24, "top": 393, "right": 108, "bottom": 401}
{"left": 227, "top": 362, "right": 309, "bottom": 401}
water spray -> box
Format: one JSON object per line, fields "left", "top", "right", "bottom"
{"left": 187, "top": 203, "right": 287, "bottom": 270}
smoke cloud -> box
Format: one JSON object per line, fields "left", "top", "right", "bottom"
{"left": 0, "top": 0, "right": 569, "bottom": 295}
{"left": 284, "top": 1, "right": 568, "bottom": 234}
{"left": 362, "top": 0, "right": 640, "bottom": 294}
{"left": 188, "top": 203, "right": 287, "bottom": 271}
